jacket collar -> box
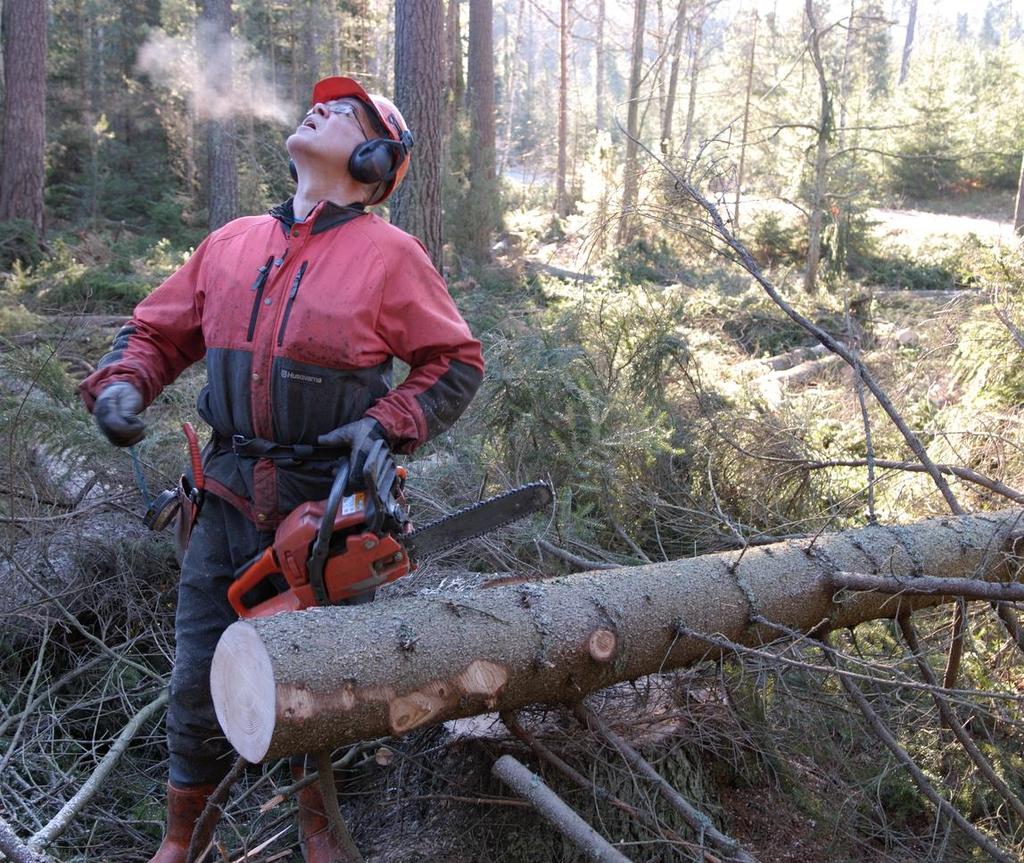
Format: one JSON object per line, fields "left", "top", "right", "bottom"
{"left": 269, "top": 198, "right": 368, "bottom": 236}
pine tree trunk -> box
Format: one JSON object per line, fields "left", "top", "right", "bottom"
{"left": 680, "top": 5, "right": 703, "bottom": 162}
{"left": 498, "top": 0, "right": 525, "bottom": 176}
{"left": 555, "top": 0, "right": 569, "bottom": 215}
{"left": 616, "top": 0, "right": 647, "bottom": 246}
{"left": 211, "top": 509, "right": 1023, "bottom": 762}
{"left": 733, "top": 12, "right": 757, "bottom": 227}
{"left": 391, "top": 0, "right": 445, "bottom": 269}
{"left": 0, "top": 0, "right": 47, "bottom": 236}
{"left": 198, "top": 0, "right": 239, "bottom": 231}
{"left": 803, "top": 0, "right": 830, "bottom": 293}
{"left": 299, "top": 0, "right": 318, "bottom": 104}
{"left": 837, "top": 0, "right": 856, "bottom": 151}
{"left": 661, "top": 0, "right": 687, "bottom": 156}
{"left": 899, "top": 0, "right": 917, "bottom": 85}
{"left": 465, "top": 0, "right": 496, "bottom": 260}
{"left": 445, "top": 0, "right": 464, "bottom": 138}
{"left": 594, "top": 0, "right": 605, "bottom": 132}
{"left": 1014, "top": 151, "right": 1024, "bottom": 236}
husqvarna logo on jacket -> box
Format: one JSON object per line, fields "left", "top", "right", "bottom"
{"left": 281, "top": 369, "right": 323, "bottom": 385}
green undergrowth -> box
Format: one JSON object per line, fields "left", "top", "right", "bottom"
{"left": 2, "top": 227, "right": 196, "bottom": 314}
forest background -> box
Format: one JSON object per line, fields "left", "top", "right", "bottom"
{"left": 2, "top": 0, "right": 1024, "bottom": 861}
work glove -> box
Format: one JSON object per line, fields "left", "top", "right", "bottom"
{"left": 93, "top": 382, "right": 146, "bottom": 447}
{"left": 317, "top": 417, "right": 388, "bottom": 488}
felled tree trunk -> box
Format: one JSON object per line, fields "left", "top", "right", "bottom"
{"left": 211, "top": 510, "right": 1022, "bottom": 762}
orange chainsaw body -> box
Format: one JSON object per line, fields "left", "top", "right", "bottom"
{"left": 228, "top": 485, "right": 413, "bottom": 619}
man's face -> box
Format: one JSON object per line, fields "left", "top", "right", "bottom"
{"left": 287, "top": 97, "right": 371, "bottom": 176}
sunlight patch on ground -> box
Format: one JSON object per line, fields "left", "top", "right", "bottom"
{"left": 868, "top": 207, "right": 1016, "bottom": 249}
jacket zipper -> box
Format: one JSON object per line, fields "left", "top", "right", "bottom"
{"left": 276, "top": 260, "right": 308, "bottom": 347}
{"left": 246, "top": 256, "right": 276, "bottom": 342}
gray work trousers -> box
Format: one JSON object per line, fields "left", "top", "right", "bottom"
{"left": 167, "top": 494, "right": 274, "bottom": 786}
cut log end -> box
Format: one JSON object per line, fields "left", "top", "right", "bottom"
{"left": 587, "top": 629, "right": 617, "bottom": 663}
{"left": 211, "top": 621, "right": 276, "bottom": 763}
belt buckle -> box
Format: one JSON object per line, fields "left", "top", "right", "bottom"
{"left": 231, "top": 434, "right": 249, "bottom": 454}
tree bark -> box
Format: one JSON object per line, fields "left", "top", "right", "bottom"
{"left": 555, "top": 0, "right": 570, "bottom": 216}
{"left": 1014, "top": 150, "right": 1024, "bottom": 236}
{"left": 211, "top": 509, "right": 1023, "bottom": 763}
{"left": 803, "top": 0, "right": 831, "bottom": 293}
{"left": 899, "top": 0, "right": 917, "bottom": 85}
{"left": 444, "top": 0, "right": 463, "bottom": 138}
{"left": 733, "top": 11, "right": 757, "bottom": 227}
{"left": 679, "top": 3, "right": 703, "bottom": 162}
{"left": 661, "top": 0, "right": 687, "bottom": 156}
{"left": 498, "top": 0, "right": 525, "bottom": 177}
{"left": 391, "top": 0, "right": 445, "bottom": 269}
{"left": 594, "top": 0, "right": 605, "bottom": 133}
{"left": 198, "top": 0, "right": 239, "bottom": 231}
{"left": 0, "top": 0, "right": 47, "bottom": 236}
{"left": 465, "top": 0, "right": 497, "bottom": 260}
{"left": 299, "top": 0, "right": 319, "bottom": 106}
{"left": 616, "top": 0, "right": 647, "bottom": 246}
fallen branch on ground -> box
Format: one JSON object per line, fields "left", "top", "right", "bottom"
{"left": 820, "top": 634, "right": 1016, "bottom": 863}
{"left": 897, "top": 615, "right": 1024, "bottom": 823}
{"left": 573, "top": 704, "right": 758, "bottom": 863}
{"left": 492, "top": 755, "right": 634, "bottom": 863}
{"left": 28, "top": 690, "right": 169, "bottom": 850}
{"left": 0, "top": 816, "right": 52, "bottom": 863}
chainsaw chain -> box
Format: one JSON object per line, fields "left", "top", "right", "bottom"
{"left": 406, "top": 480, "right": 552, "bottom": 558}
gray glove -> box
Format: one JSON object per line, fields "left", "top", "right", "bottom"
{"left": 93, "top": 382, "right": 146, "bottom": 447}
{"left": 317, "top": 417, "right": 387, "bottom": 486}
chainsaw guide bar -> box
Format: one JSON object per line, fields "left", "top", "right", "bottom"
{"left": 404, "top": 480, "right": 553, "bottom": 561}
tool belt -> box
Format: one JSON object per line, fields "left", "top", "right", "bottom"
{"left": 227, "top": 434, "right": 347, "bottom": 464}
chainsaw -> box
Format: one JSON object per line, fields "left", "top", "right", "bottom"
{"left": 227, "top": 441, "right": 552, "bottom": 618}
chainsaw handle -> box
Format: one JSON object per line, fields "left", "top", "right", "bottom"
{"left": 307, "top": 460, "right": 350, "bottom": 605}
{"left": 228, "top": 547, "right": 279, "bottom": 617}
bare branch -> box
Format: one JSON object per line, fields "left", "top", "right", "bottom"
{"left": 186, "top": 756, "right": 248, "bottom": 863}
{"left": 819, "top": 634, "right": 1016, "bottom": 863}
{"left": 536, "top": 538, "right": 619, "bottom": 570}
{"left": 801, "top": 459, "right": 1024, "bottom": 505}
{"left": 0, "top": 816, "right": 52, "bottom": 863}
{"left": 831, "top": 571, "right": 1024, "bottom": 601}
{"left": 28, "top": 690, "right": 169, "bottom": 850}
{"left": 315, "top": 749, "right": 363, "bottom": 863}
{"left": 898, "top": 615, "right": 1024, "bottom": 822}
{"left": 492, "top": 754, "right": 634, "bottom": 863}
{"left": 573, "top": 704, "right": 758, "bottom": 863}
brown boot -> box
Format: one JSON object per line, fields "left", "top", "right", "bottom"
{"left": 295, "top": 771, "right": 348, "bottom": 863}
{"left": 147, "top": 782, "right": 219, "bottom": 863}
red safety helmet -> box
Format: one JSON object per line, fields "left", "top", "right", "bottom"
{"left": 310, "top": 76, "right": 414, "bottom": 205}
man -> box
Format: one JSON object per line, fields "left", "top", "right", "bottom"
{"left": 79, "top": 76, "right": 484, "bottom": 863}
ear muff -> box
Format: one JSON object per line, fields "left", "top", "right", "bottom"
{"left": 348, "top": 134, "right": 411, "bottom": 185}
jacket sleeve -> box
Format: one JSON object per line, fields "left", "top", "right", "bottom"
{"left": 365, "top": 238, "right": 484, "bottom": 454}
{"left": 78, "top": 236, "right": 211, "bottom": 412}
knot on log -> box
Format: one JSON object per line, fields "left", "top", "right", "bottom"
{"left": 389, "top": 660, "right": 508, "bottom": 735}
{"left": 587, "top": 629, "right": 617, "bottom": 663}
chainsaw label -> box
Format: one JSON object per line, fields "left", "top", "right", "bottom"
{"left": 342, "top": 493, "right": 365, "bottom": 515}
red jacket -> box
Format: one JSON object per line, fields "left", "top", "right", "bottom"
{"left": 80, "top": 199, "right": 484, "bottom": 526}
